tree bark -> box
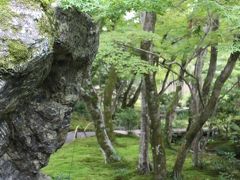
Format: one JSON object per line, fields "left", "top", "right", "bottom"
{"left": 141, "top": 12, "right": 167, "bottom": 179}
{"left": 138, "top": 80, "right": 150, "bottom": 174}
{"left": 82, "top": 81, "right": 120, "bottom": 163}
{"left": 103, "top": 66, "right": 117, "bottom": 141}
{"left": 192, "top": 130, "right": 203, "bottom": 167}
{"left": 173, "top": 51, "right": 240, "bottom": 179}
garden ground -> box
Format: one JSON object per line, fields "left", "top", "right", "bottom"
{"left": 42, "top": 136, "right": 221, "bottom": 180}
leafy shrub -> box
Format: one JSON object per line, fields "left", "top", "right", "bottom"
{"left": 73, "top": 101, "right": 89, "bottom": 118}
{"left": 115, "top": 108, "right": 139, "bottom": 131}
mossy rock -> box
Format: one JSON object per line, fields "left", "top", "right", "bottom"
{"left": 0, "top": 1, "right": 99, "bottom": 179}
{"left": 0, "top": 0, "right": 54, "bottom": 69}
{"left": 7, "top": 40, "right": 29, "bottom": 64}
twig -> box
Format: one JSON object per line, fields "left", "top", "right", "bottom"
{"left": 218, "top": 81, "right": 239, "bottom": 101}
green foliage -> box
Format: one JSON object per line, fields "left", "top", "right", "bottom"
{"left": 209, "top": 152, "right": 240, "bottom": 179}
{"left": 73, "top": 101, "right": 89, "bottom": 118}
{"left": 61, "top": 0, "right": 171, "bottom": 23}
{"left": 218, "top": 88, "right": 240, "bottom": 116}
{"left": 93, "top": 29, "right": 159, "bottom": 84}
{"left": 214, "top": 87, "right": 240, "bottom": 139}
{"left": 70, "top": 101, "right": 93, "bottom": 131}
{"left": 115, "top": 108, "right": 139, "bottom": 131}
{"left": 159, "top": 93, "right": 174, "bottom": 106}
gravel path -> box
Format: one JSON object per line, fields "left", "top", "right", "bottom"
{"left": 65, "top": 128, "right": 213, "bottom": 144}
{"left": 65, "top": 131, "right": 96, "bottom": 143}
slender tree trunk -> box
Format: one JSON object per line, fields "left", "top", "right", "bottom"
{"left": 173, "top": 51, "right": 240, "bottom": 179}
{"left": 191, "top": 36, "right": 219, "bottom": 167}
{"left": 141, "top": 12, "right": 167, "bottom": 180}
{"left": 121, "top": 76, "right": 136, "bottom": 109}
{"left": 165, "top": 63, "right": 185, "bottom": 147}
{"left": 112, "top": 79, "right": 124, "bottom": 115}
{"left": 191, "top": 49, "right": 205, "bottom": 168}
{"left": 164, "top": 86, "right": 182, "bottom": 147}
{"left": 138, "top": 80, "right": 150, "bottom": 174}
{"left": 103, "top": 67, "right": 117, "bottom": 141}
{"left": 126, "top": 80, "right": 142, "bottom": 108}
{"left": 82, "top": 81, "right": 120, "bottom": 163}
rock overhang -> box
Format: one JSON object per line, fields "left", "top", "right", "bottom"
{"left": 0, "top": 0, "right": 99, "bottom": 179}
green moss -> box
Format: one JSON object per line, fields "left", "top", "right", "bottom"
{"left": 0, "top": 0, "right": 9, "bottom": 6}
{"left": 0, "top": 0, "right": 12, "bottom": 30}
{"left": 7, "top": 40, "right": 29, "bottom": 64}
{"left": 37, "top": 15, "right": 54, "bottom": 37}
{"left": 42, "top": 136, "right": 221, "bottom": 179}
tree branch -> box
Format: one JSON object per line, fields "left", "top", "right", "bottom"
{"left": 218, "top": 81, "right": 240, "bottom": 101}
{"left": 158, "top": 65, "right": 172, "bottom": 96}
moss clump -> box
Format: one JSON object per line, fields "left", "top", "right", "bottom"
{"left": 38, "top": 14, "right": 54, "bottom": 37}
{"left": 7, "top": 40, "right": 29, "bottom": 64}
{"left": 0, "top": 0, "right": 9, "bottom": 6}
{"left": 0, "top": 0, "right": 12, "bottom": 30}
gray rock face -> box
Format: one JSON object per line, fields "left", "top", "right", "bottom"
{"left": 0, "top": 1, "right": 99, "bottom": 179}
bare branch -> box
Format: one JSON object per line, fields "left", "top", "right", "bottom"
{"left": 218, "top": 81, "right": 239, "bottom": 101}
{"left": 158, "top": 65, "right": 172, "bottom": 96}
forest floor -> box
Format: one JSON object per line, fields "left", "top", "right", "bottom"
{"left": 42, "top": 136, "right": 222, "bottom": 180}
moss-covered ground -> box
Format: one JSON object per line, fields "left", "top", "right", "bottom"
{"left": 42, "top": 136, "right": 220, "bottom": 180}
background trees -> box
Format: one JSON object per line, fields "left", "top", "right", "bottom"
{"left": 59, "top": 0, "right": 240, "bottom": 179}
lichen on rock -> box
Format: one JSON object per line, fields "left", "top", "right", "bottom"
{"left": 7, "top": 39, "right": 29, "bottom": 64}
{"left": 0, "top": 0, "right": 99, "bottom": 179}
{"left": 0, "top": 0, "right": 54, "bottom": 69}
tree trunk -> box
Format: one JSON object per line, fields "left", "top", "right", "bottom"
{"left": 121, "top": 76, "right": 136, "bottom": 109}
{"left": 173, "top": 51, "right": 240, "bottom": 179}
{"left": 126, "top": 80, "right": 142, "bottom": 108}
{"left": 192, "top": 130, "right": 203, "bottom": 167}
{"left": 82, "top": 81, "right": 120, "bottom": 163}
{"left": 188, "top": 28, "right": 219, "bottom": 165}
{"left": 138, "top": 80, "right": 150, "bottom": 174}
{"left": 165, "top": 63, "right": 185, "bottom": 147}
{"left": 190, "top": 49, "right": 205, "bottom": 167}
{"left": 103, "top": 67, "right": 117, "bottom": 141}
{"left": 141, "top": 12, "right": 167, "bottom": 180}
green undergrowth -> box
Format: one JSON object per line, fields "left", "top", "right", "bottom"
{"left": 42, "top": 136, "right": 220, "bottom": 180}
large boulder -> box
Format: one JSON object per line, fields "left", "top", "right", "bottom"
{"left": 0, "top": 0, "right": 99, "bottom": 179}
